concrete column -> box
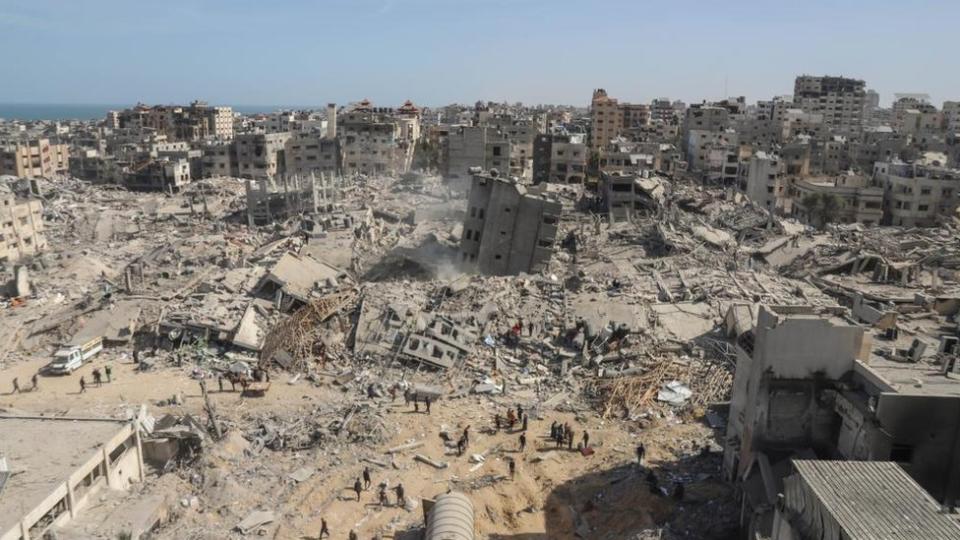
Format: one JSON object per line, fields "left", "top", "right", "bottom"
{"left": 66, "top": 481, "right": 77, "bottom": 518}
{"left": 134, "top": 429, "right": 146, "bottom": 483}
{"left": 102, "top": 447, "right": 115, "bottom": 489}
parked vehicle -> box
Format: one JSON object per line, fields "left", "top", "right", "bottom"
{"left": 47, "top": 336, "right": 103, "bottom": 374}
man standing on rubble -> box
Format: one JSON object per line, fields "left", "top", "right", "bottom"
{"left": 519, "top": 433, "right": 527, "bottom": 452}
{"left": 92, "top": 368, "right": 102, "bottom": 387}
{"left": 318, "top": 518, "right": 330, "bottom": 539}
{"left": 494, "top": 413, "right": 502, "bottom": 432}
{"left": 521, "top": 413, "right": 528, "bottom": 432}
{"left": 105, "top": 364, "right": 112, "bottom": 383}
{"left": 348, "top": 530, "right": 358, "bottom": 540}
{"left": 363, "top": 467, "right": 372, "bottom": 490}
{"left": 567, "top": 428, "right": 575, "bottom": 451}
{"left": 582, "top": 431, "right": 590, "bottom": 449}
{"left": 354, "top": 477, "right": 363, "bottom": 502}
{"left": 508, "top": 458, "right": 516, "bottom": 480}
{"left": 218, "top": 376, "right": 224, "bottom": 392}
{"left": 31, "top": 374, "right": 38, "bottom": 391}
{"left": 425, "top": 396, "right": 431, "bottom": 414}
{"left": 79, "top": 376, "right": 86, "bottom": 393}
{"left": 636, "top": 443, "right": 646, "bottom": 467}
{"left": 394, "top": 483, "right": 405, "bottom": 507}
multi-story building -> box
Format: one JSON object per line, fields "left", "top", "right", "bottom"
{"left": 944, "top": 101, "right": 960, "bottom": 133}
{"left": 873, "top": 160, "right": 960, "bottom": 226}
{"left": 338, "top": 99, "right": 419, "bottom": 177}
{"left": 122, "top": 157, "right": 192, "bottom": 192}
{"left": 532, "top": 132, "right": 587, "bottom": 184}
{"left": 599, "top": 170, "right": 665, "bottom": 223}
{"left": 650, "top": 98, "right": 685, "bottom": 124}
{"left": 459, "top": 170, "right": 561, "bottom": 276}
{"left": 620, "top": 103, "right": 650, "bottom": 130}
{"left": 285, "top": 132, "right": 339, "bottom": 178}
{"left": 235, "top": 132, "right": 291, "bottom": 180}
{"left": 789, "top": 173, "right": 883, "bottom": 226}
{"left": 686, "top": 129, "right": 738, "bottom": 177}
{"left": 0, "top": 182, "right": 46, "bottom": 263}
{"left": 485, "top": 114, "right": 538, "bottom": 180}
{"left": 200, "top": 140, "right": 238, "bottom": 178}
{"left": 443, "top": 126, "right": 511, "bottom": 180}
{"left": 738, "top": 151, "right": 786, "bottom": 210}
{"left": 590, "top": 89, "right": 622, "bottom": 151}
{"left": 0, "top": 138, "right": 69, "bottom": 178}
{"left": 114, "top": 101, "right": 233, "bottom": 142}
{"left": 793, "top": 75, "right": 866, "bottom": 135}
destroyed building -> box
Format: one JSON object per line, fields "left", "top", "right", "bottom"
{"left": 236, "top": 132, "right": 291, "bottom": 180}
{"left": 773, "top": 460, "right": 960, "bottom": 539}
{"left": 726, "top": 305, "right": 960, "bottom": 536}
{"left": 0, "top": 179, "right": 47, "bottom": 264}
{"left": 0, "top": 137, "right": 70, "bottom": 178}
{"left": 599, "top": 170, "right": 665, "bottom": 223}
{"left": 459, "top": 170, "right": 560, "bottom": 275}
{"left": 0, "top": 415, "right": 146, "bottom": 540}
{"left": 338, "top": 99, "right": 420, "bottom": 176}
{"left": 533, "top": 132, "right": 587, "bottom": 184}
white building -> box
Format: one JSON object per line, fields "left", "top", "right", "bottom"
{"left": 738, "top": 151, "right": 786, "bottom": 211}
{"left": 874, "top": 160, "right": 960, "bottom": 226}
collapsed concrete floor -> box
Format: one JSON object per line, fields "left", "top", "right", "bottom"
{"left": 3, "top": 171, "right": 958, "bottom": 538}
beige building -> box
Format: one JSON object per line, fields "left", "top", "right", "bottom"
{"left": 590, "top": 89, "right": 622, "bottom": 151}
{"left": 0, "top": 138, "right": 69, "bottom": 178}
{"left": 789, "top": 173, "right": 883, "bottom": 226}
{"left": 738, "top": 151, "right": 786, "bottom": 210}
{"left": 532, "top": 133, "right": 586, "bottom": 184}
{"left": 0, "top": 415, "right": 146, "bottom": 540}
{"left": 874, "top": 160, "right": 960, "bottom": 226}
{"left": 793, "top": 75, "right": 866, "bottom": 135}
{"left": 944, "top": 101, "right": 960, "bottom": 133}
{"left": 236, "top": 132, "right": 291, "bottom": 180}
{"left": 0, "top": 183, "right": 46, "bottom": 264}
{"left": 285, "top": 132, "right": 339, "bottom": 178}
{"left": 338, "top": 99, "right": 420, "bottom": 177}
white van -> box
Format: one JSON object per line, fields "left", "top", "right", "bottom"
{"left": 48, "top": 336, "right": 104, "bottom": 375}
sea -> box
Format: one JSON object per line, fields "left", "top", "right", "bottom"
{"left": 0, "top": 103, "right": 316, "bottom": 121}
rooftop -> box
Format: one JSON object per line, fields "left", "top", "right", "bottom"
{"left": 785, "top": 460, "right": 960, "bottom": 539}
{"left": 0, "top": 415, "right": 132, "bottom": 536}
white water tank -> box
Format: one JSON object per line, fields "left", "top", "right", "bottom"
{"left": 425, "top": 491, "right": 474, "bottom": 540}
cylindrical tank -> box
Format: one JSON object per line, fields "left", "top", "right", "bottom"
{"left": 425, "top": 491, "right": 474, "bottom": 540}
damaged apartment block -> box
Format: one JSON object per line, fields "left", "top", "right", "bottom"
{"left": 725, "top": 304, "right": 960, "bottom": 538}
{"left": 459, "top": 169, "right": 561, "bottom": 276}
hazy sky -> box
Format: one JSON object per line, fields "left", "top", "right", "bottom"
{"left": 1, "top": 0, "right": 958, "bottom": 108}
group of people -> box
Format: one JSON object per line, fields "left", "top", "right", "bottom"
{"left": 493, "top": 404, "right": 528, "bottom": 433}
{"left": 8, "top": 374, "right": 38, "bottom": 394}
{"left": 78, "top": 365, "right": 113, "bottom": 393}
{"left": 550, "top": 421, "right": 588, "bottom": 452}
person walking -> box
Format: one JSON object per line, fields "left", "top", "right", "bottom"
{"left": 521, "top": 413, "right": 528, "bottom": 432}
{"left": 92, "top": 368, "right": 102, "bottom": 387}
{"left": 636, "top": 443, "right": 646, "bottom": 466}
{"left": 519, "top": 433, "right": 527, "bottom": 452}
{"left": 354, "top": 478, "right": 363, "bottom": 501}
{"left": 363, "top": 467, "right": 372, "bottom": 490}
{"left": 425, "top": 395, "right": 432, "bottom": 414}
{"left": 31, "top": 374, "right": 38, "bottom": 391}
{"left": 11, "top": 377, "right": 20, "bottom": 394}
{"left": 318, "top": 518, "right": 330, "bottom": 539}
{"left": 508, "top": 458, "right": 516, "bottom": 480}
{"left": 79, "top": 376, "right": 87, "bottom": 393}
{"left": 218, "top": 376, "right": 224, "bottom": 392}
{"left": 394, "top": 484, "right": 405, "bottom": 507}
{"left": 582, "top": 431, "right": 590, "bottom": 449}
{"left": 105, "top": 365, "right": 112, "bottom": 383}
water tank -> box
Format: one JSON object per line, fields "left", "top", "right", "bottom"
{"left": 425, "top": 491, "right": 474, "bottom": 540}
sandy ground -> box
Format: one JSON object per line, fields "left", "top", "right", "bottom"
{"left": 0, "top": 347, "right": 734, "bottom": 539}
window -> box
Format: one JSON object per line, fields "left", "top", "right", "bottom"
{"left": 478, "top": 209, "right": 484, "bottom": 219}
{"left": 492, "top": 146, "right": 502, "bottom": 156}
{"left": 469, "top": 207, "right": 476, "bottom": 218}
{"left": 464, "top": 230, "right": 472, "bottom": 241}
{"left": 494, "top": 254, "right": 502, "bottom": 260}
{"left": 918, "top": 204, "right": 929, "bottom": 211}
{"left": 543, "top": 216, "right": 557, "bottom": 225}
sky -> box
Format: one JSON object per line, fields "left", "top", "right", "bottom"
{"left": 1, "top": 0, "right": 958, "bottom": 108}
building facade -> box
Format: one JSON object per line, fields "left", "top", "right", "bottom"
{"left": 0, "top": 138, "right": 69, "bottom": 178}
{"left": 460, "top": 171, "right": 561, "bottom": 276}
{"left": 0, "top": 184, "right": 46, "bottom": 264}
{"left": 873, "top": 160, "right": 960, "bottom": 226}
{"left": 532, "top": 133, "right": 587, "bottom": 184}
{"left": 793, "top": 75, "right": 866, "bottom": 135}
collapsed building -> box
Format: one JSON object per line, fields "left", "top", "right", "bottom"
{"left": 459, "top": 170, "right": 561, "bottom": 275}
{"left": 725, "top": 304, "right": 960, "bottom": 537}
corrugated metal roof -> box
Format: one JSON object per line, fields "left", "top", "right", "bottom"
{"left": 791, "top": 460, "right": 960, "bottom": 539}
